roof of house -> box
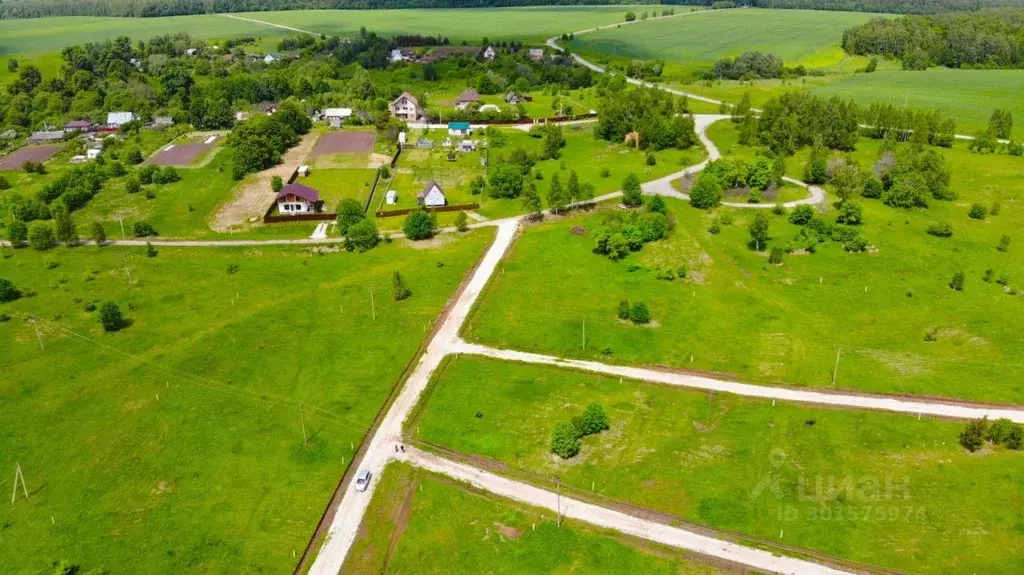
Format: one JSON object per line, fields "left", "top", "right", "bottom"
{"left": 448, "top": 121, "right": 471, "bottom": 130}
{"left": 106, "top": 112, "right": 135, "bottom": 125}
{"left": 417, "top": 179, "right": 445, "bottom": 200}
{"left": 323, "top": 107, "right": 352, "bottom": 117}
{"left": 391, "top": 92, "right": 419, "bottom": 106}
{"left": 28, "top": 130, "right": 63, "bottom": 142}
{"left": 65, "top": 120, "right": 93, "bottom": 128}
{"left": 455, "top": 89, "right": 480, "bottom": 103}
{"left": 276, "top": 182, "right": 320, "bottom": 203}
{"left": 258, "top": 101, "right": 278, "bottom": 112}
{"left": 153, "top": 116, "right": 174, "bottom": 125}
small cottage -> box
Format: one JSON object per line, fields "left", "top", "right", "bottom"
{"left": 64, "top": 120, "right": 94, "bottom": 133}
{"left": 390, "top": 92, "right": 423, "bottom": 122}
{"left": 454, "top": 89, "right": 480, "bottom": 110}
{"left": 482, "top": 46, "right": 496, "bottom": 60}
{"left": 417, "top": 180, "right": 447, "bottom": 208}
{"left": 385, "top": 190, "right": 398, "bottom": 205}
{"left": 258, "top": 101, "right": 278, "bottom": 115}
{"left": 528, "top": 48, "right": 545, "bottom": 61}
{"left": 275, "top": 182, "right": 321, "bottom": 215}
{"left": 448, "top": 121, "right": 472, "bottom": 136}
{"left": 106, "top": 111, "right": 136, "bottom": 129}
{"left": 27, "top": 131, "right": 63, "bottom": 144}
{"left": 323, "top": 107, "right": 352, "bottom": 128}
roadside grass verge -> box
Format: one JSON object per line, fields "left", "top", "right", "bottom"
{"left": 413, "top": 355, "right": 1024, "bottom": 575}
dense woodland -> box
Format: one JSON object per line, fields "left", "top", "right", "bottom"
{"left": 2, "top": 0, "right": 1024, "bottom": 18}
{"left": 842, "top": 8, "right": 1024, "bottom": 68}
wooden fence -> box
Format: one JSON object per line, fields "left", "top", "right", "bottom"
{"left": 374, "top": 203, "right": 480, "bottom": 219}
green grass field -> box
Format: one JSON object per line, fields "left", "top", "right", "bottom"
{"left": 343, "top": 461, "right": 721, "bottom": 575}
{"left": 299, "top": 168, "right": 378, "bottom": 210}
{"left": 571, "top": 9, "right": 875, "bottom": 76}
{"left": 0, "top": 6, "right": 667, "bottom": 56}
{"left": 464, "top": 125, "right": 1024, "bottom": 402}
{"left": 413, "top": 356, "right": 1024, "bottom": 575}
{"left": 0, "top": 231, "right": 491, "bottom": 573}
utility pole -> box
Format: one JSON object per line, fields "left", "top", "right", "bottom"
{"left": 30, "top": 317, "right": 44, "bottom": 351}
{"left": 118, "top": 214, "right": 125, "bottom": 238}
{"left": 123, "top": 254, "right": 132, "bottom": 285}
{"left": 831, "top": 347, "right": 842, "bottom": 387}
{"left": 11, "top": 463, "right": 28, "bottom": 503}
{"left": 581, "top": 318, "right": 586, "bottom": 350}
{"left": 370, "top": 288, "right": 376, "bottom": 321}
{"left": 299, "top": 403, "right": 307, "bottom": 444}
{"left": 556, "top": 477, "right": 562, "bottom": 527}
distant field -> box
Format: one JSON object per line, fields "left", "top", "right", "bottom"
{"left": 0, "top": 6, "right": 665, "bottom": 55}
{"left": 343, "top": 461, "right": 721, "bottom": 575}
{"left": 0, "top": 232, "right": 492, "bottom": 573}
{"left": 571, "top": 9, "right": 875, "bottom": 74}
{"left": 813, "top": 69, "right": 1024, "bottom": 139}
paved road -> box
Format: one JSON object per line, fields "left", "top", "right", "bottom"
{"left": 449, "top": 341, "right": 1024, "bottom": 423}
{"left": 400, "top": 446, "right": 852, "bottom": 575}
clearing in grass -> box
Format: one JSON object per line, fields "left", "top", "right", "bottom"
{"left": 0, "top": 231, "right": 492, "bottom": 573}
{"left": 342, "top": 461, "right": 723, "bottom": 575}
{"left": 413, "top": 355, "right": 1024, "bottom": 575}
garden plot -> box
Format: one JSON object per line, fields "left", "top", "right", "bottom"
{"left": 310, "top": 130, "right": 385, "bottom": 169}
{"left": 377, "top": 144, "right": 485, "bottom": 213}
{"left": 148, "top": 134, "right": 219, "bottom": 166}
{"left": 0, "top": 145, "right": 59, "bottom": 170}
{"left": 298, "top": 168, "right": 379, "bottom": 211}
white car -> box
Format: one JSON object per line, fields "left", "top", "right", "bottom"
{"left": 354, "top": 469, "right": 372, "bottom": 492}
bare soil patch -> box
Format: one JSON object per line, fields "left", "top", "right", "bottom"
{"left": 493, "top": 521, "right": 523, "bottom": 540}
{"left": 149, "top": 142, "right": 211, "bottom": 166}
{"left": 0, "top": 145, "right": 59, "bottom": 170}
{"left": 210, "top": 132, "right": 318, "bottom": 231}
{"left": 311, "top": 131, "right": 376, "bottom": 157}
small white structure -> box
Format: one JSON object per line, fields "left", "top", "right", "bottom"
{"left": 297, "top": 165, "right": 310, "bottom": 177}
{"left": 390, "top": 48, "right": 408, "bottom": 63}
{"left": 263, "top": 54, "right": 279, "bottom": 64}
{"left": 275, "top": 182, "right": 320, "bottom": 215}
{"left": 528, "top": 48, "right": 545, "bottom": 61}
{"left": 234, "top": 111, "right": 250, "bottom": 122}
{"left": 398, "top": 131, "right": 407, "bottom": 146}
{"left": 458, "top": 140, "right": 478, "bottom": 152}
{"left": 417, "top": 180, "right": 447, "bottom": 208}
{"left": 152, "top": 116, "right": 174, "bottom": 127}
{"left": 86, "top": 148, "right": 101, "bottom": 160}
{"left": 482, "top": 45, "right": 496, "bottom": 60}
{"left": 185, "top": 48, "right": 198, "bottom": 56}
{"left": 323, "top": 107, "right": 352, "bottom": 128}
{"left": 385, "top": 190, "right": 398, "bottom": 205}
{"left": 106, "top": 111, "right": 136, "bottom": 129}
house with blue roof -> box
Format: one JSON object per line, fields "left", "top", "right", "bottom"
{"left": 448, "top": 121, "right": 472, "bottom": 136}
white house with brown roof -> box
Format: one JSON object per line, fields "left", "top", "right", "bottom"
{"left": 454, "top": 88, "right": 480, "bottom": 110}
{"left": 417, "top": 180, "right": 447, "bottom": 208}
{"left": 276, "top": 182, "right": 321, "bottom": 215}
{"left": 389, "top": 92, "right": 423, "bottom": 122}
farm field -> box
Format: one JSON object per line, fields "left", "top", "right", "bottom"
{"left": 464, "top": 126, "right": 1024, "bottom": 403}
{"left": 0, "top": 6, "right": 668, "bottom": 56}
{"left": 413, "top": 356, "right": 1024, "bottom": 575}
{"left": 0, "top": 231, "right": 492, "bottom": 573}
{"left": 570, "top": 9, "right": 876, "bottom": 78}
{"left": 343, "top": 461, "right": 721, "bottom": 575}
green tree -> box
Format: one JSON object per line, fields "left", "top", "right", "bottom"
{"left": 488, "top": 164, "right": 524, "bottom": 199}
{"left": 617, "top": 298, "right": 630, "bottom": 320}
{"left": 768, "top": 246, "right": 785, "bottom": 264}
{"left": 52, "top": 203, "right": 78, "bottom": 246}
{"left": 125, "top": 147, "right": 143, "bottom": 165}
{"left": 346, "top": 219, "right": 379, "bottom": 252}
{"left": 748, "top": 212, "right": 769, "bottom": 250}
{"left": 521, "top": 178, "right": 541, "bottom": 214}
{"left": 629, "top": 301, "right": 651, "bottom": 324}
{"left": 959, "top": 418, "right": 987, "bottom": 452}
{"left": 145, "top": 241, "right": 157, "bottom": 257}
{"left": 271, "top": 175, "right": 284, "bottom": 193}
{"left": 551, "top": 422, "right": 580, "bottom": 459}
{"left": 836, "top": 201, "right": 863, "bottom": 225}
{"left": 998, "top": 235, "right": 1011, "bottom": 252}
{"left": 89, "top": 222, "right": 107, "bottom": 245}
{"left": 689, "top": 173, "right": 722, "bottom": 209}
{"left": 862, "top": 174, "right": 883, "bottom": 198}
{"left": 392, "top": 271, "right": 412, "bottom": 301}
{"left": 7, "top": 220, "right": 28, "bottom": 245}
{"left": 988, "top": 109, "right": 1013, "bottom": 139}
{"left": 336, "top": 198, "right": 366, "bottom": 234}
{"left": 803, "top": 140, "right": 828, "bottom": 185}
{"left": 968, "top": 203, "right": 987, "bottom": 220}
{"left": 99, "top": 301, "right": 124, "bottom": 332}
{"left": 789, "top": 205, "right": 814, "bottom": 225}
{"left": 469, "top": 175, "right": 486, "bottom": 196}
{"left": 622, "top": 173, "right": 642, "bottom": 207}
{"left": 547, "top": 173, "right": 567, "bottom": 213}
{"left": 454, "top": 211, "right": 469, "bottom": 232}
{"left": 831, "top": 164, "right": 861, "bottom": 203}
{"left": 133, "top": 222, "right": 157, "bottom": 237}
{"left": 566, "top": 170, "right": 581, "bottom": 202}
{"left": 403, "top": 210, "right": 434, "bottom": 241}
{"left": 27, "top": 222, "right": 55, "bottom": 250}
{"left": 950, "top": 271, "right": 965, "bottom": 291}
{"left": 125, "top": 176, "right": 141, "bottom": 195}
{"left": 733, "top": 92, "right": 752, "bottom": 123}
{"left": 541, "top": 124, "right": 565, "bottom": 160}
{"left": 578, "top": 403, "right": 610, "bottom": 435}
{"left": 648, "top": 195, "right": 667, "bottom": 215}
{"left": 0, "top": 278, "right": 19, "bottom": 303}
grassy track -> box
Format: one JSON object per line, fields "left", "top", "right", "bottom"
{"left": 343, "top": 461, "right": 722, "bottom": 575}
{"left": 414, "top": 356, "right": 1024, "bottom": 575}
{"left": 571, "top": 9, "right": 875, "bottom": 75}
{"left": 465, "top": 127, "right": 1024, "bottom": 402}
{"left": 0, "top": 232, "right": 491, "bottom": 573}
{"left": 0, "top": 6, "right": 667, "bottom": 56}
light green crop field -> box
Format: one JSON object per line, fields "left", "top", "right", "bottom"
{"left": 414, "top": 356, "right": 1024, "bottom": 575}
{"left": 300, "top": 167, "right": 378, "bottom": 210}
{"left": 571, "top": 9, "right": 875, "bottom": 74}
{"left": 813, "top": 69, "right": 1024, "bottom": 139}
{"left": 343, "top": 461, "right": 722, "bottom": 575}
{"left": 0, "top": 6, "right": 668, "bottom": 56}
{"left": 465, "top": 123, "right": 1024, "bottom": 403}
{"left": 0, "top": 231, "right": 492, "bottom": 573}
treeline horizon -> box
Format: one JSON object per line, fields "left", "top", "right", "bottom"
{"left": 3, "top": 0, "right": 1024, "bottom": 19}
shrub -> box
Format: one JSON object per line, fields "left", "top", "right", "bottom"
{"left": 788, "top": 205, "right": 814, "bottom": 226}
{"left": 125, "top": 176, "right": 141, "bottom": 194}
{"left": 617, "top": 298, "right": 630, "bottom": 320}
{"left": 982, "top": 268, "right": 994, "bottom": 282}
{"left": 861, "top": 175, "right": 883, "bottom": 199}
{"left": 748, "top": 212, "right": 769, "bottom": 249}
{"left": 133, "top": 222, "right": 157, "bottom": 237}
{"left": 7, "top": 220, "right": 28, "bottom": 244}
{"left": 551, "top": 422, "right": 580, "bottom": 459}
{"left": 98, "top": 301, "right": 124, "bottom": 332}
{"left": 600, "top": 167, "right": 610, "bottom": 178}
{"left": 346, "top": 219, "right": 379, "bottom": 252}
{"left": 1007, "top": 425, "right": 1024, "bottom": 450}
{"left": 645, "top": 153, "right": 656, "bottom": 166}
{"left": 125, "top": 147, "right": 143, "bottom": 165}
{"left": 578, "top": 403, "right": 610, "bottom": 436}
{"left": 968, "top": 203, "right": 987, "bottom": 220}
{"left": 986, "top": 418, "right": 1016, "bottom": 446}
{"left": 689, "top": 174, "right": 722, "bottom": 209}
{"left": 958, "top": 418, "right": 987, "bottom": 452}
{"left": 226, "top": 264, "right": 240, "bottom": 275}
{"left": 89, "top": 222, "right": 107, "bottom": 246}
{"left": 138, "top": 165, "right": 157, "bottom": 185}
{"left": 454, "top": 211, "right": 469, "bottom": 232}
{"left": 0, "top": 175, "right": 10, "bottom": 190}
{"left": 622, "top": 173, "right": 643, "bottom": 207}
{"left": 270, "top": 175, "right": 283, "bottom": 193}
{"left": 145, "top": 242, "right": 157, "bottom": 257}
{"left": 336, "top": 198, "right": 365, "bottom": 234}
{"left": 392, "top": 271, "right": 412, "bottom": 301}
{"left": 926, "top": 222, "right": 953, "bottom": 238}
{"left": 708, "top": 220, "right": 721, "bottom": 235}
{"left": 720, "top": 213, "right": 734, "bottom": 225}
{"left": 379, "top": 165, "right": 391, "bottom": 179}
{"left": 403, "top": 210, "right": 435, "bottom": 241}
{"left": 998, "top": 235, "right": 1011, "bottom": 252}
{"left": 629, "top": 301, "right": 651, "bottom": 324}
{"left": 676, "top": 265, "right": 687, "bottom": 279}
{"left": 844, "top": 234, "right": 869, "bottom": 252}
{"left": 648, "top": 195, "right": 667, "bottom": 215}
{"left": 27, "top": 222, "right": 55, "bottom": 250}
{"left": 0, "top": 278, "right": 20, "bottom": 303}
{"left": 836, "top": 202, "right": 863, "bottom": 225}
{"left": 768, "top": 246, "right": 784, "bottom": 264}
{"left": 950, "top": 271, "right": 965, "bottom": 291}
{"left": 803, "top": 142, "right": 828, "bottom": 185}
{"left": 990, "top": 201, "right": 1001, "bottom": 216}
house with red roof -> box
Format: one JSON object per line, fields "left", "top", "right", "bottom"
{"left": 275, "top": 182, "right": 321, "bottom": 215}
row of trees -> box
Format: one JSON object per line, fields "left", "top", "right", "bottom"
{"left": 226, "top": 99, "right": 311, "bottom": 179}
{"left": 551, "top": 403, "right": 609, "bottom": 459}
{"left": 595, "top": 79, "right": 699, "bottom": 151}
{"left": 709, "top": 51, "right": 808, "bottom": 81}
{"left": 842, "top": 9, "right": 1024, "bottom": 69}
